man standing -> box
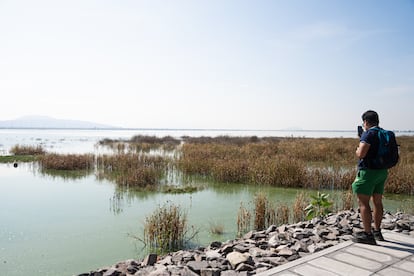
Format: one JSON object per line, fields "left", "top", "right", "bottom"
{"left": 352, "top": 110, "right": 387, "bottom": 245}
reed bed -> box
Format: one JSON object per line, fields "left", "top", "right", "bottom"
{"left": 143, "top": 202, "right": 189, "bottom": 253}
{"left": 181, "top": 135, "right": 273, "bottom": 145}
{"left": 237, "top": 192, "right": 294, "bottom": 235}
{"left": 178, "top": 136, "right": 414, "bottom": 194}
{"left": 38, "top": 153, "right": 94, "bottom": 170}
{"left": 22, "top": 135, "right": 414, "bottom": 195}
{"left": 10, "top": 144, "right": 45, "bottom": 155}
{"left": 237, "top": 202, "right": 251, "bottom": 237}
{"left": 253, "top": 192, "right": 267, "bottom": 231}
{"left": 292, "top": 192, "right": 308, "bottom": 223}
{"left": 238, "top": 189, "right": 358, "bottom": 236}
{"left": 275, "top": 203, "right": 290, "bottom": 225}
{"left": 237, "top": 193, "right": 293, "bottom": 235}
{"left": 99, "top": 135, "right": 181, "bottom": 152}
{"left": 97, "top": 154, "right": 167, "bottom": 188}
{"left": 178, "top": 139, "right": 355, "bottom": 188}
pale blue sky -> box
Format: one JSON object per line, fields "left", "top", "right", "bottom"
{"left": 1, "top": 0, "right": 413, "bottom": 130}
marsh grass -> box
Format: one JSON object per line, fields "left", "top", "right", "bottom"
{"left": 95, "top": 135, "right": 414, "bottom": 195}
{"left": 143, "top": 202, "right": 195, "bottom": 253}
{"left": 161, "top": 184, "right": 201, "bottom": 194}
{"left": 179, "top": 136, "right": 414, "bottom": 194}
{"left": 99, "top": 135, "right": 181, "bottom": 152}
{"left": 39, "top": 153, "right": 94, "bottom": 170}
{"left": 254, "top": 192, "right": 267, "bottom": 230}
{"left": 10, "top": 144, "right": 45, "bottom": 155}
{"left": 253, "top": 192, "right": 278, "bottom": 230}
{"left": 17, "top": 135, "right": 414, "bottom": 195}
{"left": 97, "top": 154, "right": 167, "bottom": 188}
{"left": 237, "top": 192, "right": 282, "bottom": 234}
{"left": 276, "top": 203, "right": 290, "bottom": 225}
{"left": 209, "top": 221, "right": 225, "bottom": 235}
{"left": 237, "top": 202, "right": 251, "bottom": 236}
{"left": 178, "top": 138, "right": 357, "bottom": 189}
{"left": 0, "top": 155, "right": 37, "bottom": 163}
{"left": 341, "top": 189, "right": 355, "bottom": 211}
{"left": 293, "top": 192, "right": 308, "bottom": 223}
{"left": 398, "top": 198, "right": 414, "bottom": 214}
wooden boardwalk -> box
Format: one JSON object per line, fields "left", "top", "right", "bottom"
{"left": 257, "top": 231, "right": 414, "bottom": 276}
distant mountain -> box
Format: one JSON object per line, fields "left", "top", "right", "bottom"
{"left": 0, "top": 115, "right": 118, "bottom": 129}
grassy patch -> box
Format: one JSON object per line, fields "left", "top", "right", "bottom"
{"left": 0, "top": 155, "right": 37, "bottom": 163}
{"left": 161, "top": 185, "right": 201, "bottom": 194}
{"left": 142, "top": 202, "right": 197, "bottom": 253}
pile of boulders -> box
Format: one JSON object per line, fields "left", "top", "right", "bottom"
{"left": 78, "top": 210, "right": 414, "bottom": 276}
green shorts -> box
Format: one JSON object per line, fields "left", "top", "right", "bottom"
{"left": 352, "top": 169, "right": 388, "bottom": 195}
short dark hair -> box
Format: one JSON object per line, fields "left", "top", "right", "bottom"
{"left": 362, "top": 110, "right": 379, "bottom": 125}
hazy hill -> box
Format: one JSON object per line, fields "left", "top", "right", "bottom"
{"left": 0, "top": 116, "right": 117, "bottom": 129}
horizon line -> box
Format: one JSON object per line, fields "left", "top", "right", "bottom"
{"left": 1, "top": 127, "right": 413, "bottom": 133}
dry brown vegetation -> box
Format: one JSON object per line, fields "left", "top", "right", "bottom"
{"left": 143, "top": 202, "right": 194, "bottom": 253}
{"left": 96, "top": 154, "right": 167, "bottom": 188}
{"left": 10, "top": 144, "right": 45, "bottom": 155}
{"left": 237, "top": 189, "right": 357, "bottom": 236}
{"left": 39, "top": 153, "right": 94, "bottom": 170}
{"left": 11, "top": 135, "right": 414, "bottom": 195}
{"left": 178, "top": 137, "right": 356, "bottom": 189}
{"left": 178, "top": 135, "right": 414, "bottom": 194}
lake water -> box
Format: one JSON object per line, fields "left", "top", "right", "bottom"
{"left": 1, "top": 129, "right": 413, "bottom": 276}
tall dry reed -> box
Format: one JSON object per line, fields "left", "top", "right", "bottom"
{"left": 237, "top": 202, "right": 251, "bottom": 237}
{"left": 143, "top": 202, "right": 189, "bottom": 252}
{"left": 292, "top": 192, "right": 308, "bottom": 223}
{"left": 39, "top": 153, "right": 94, "bottom": 170}
{"left": 10, "top": 144, "right": 45, "bottom": 155}
{"left": 97, "top": 154, "right": 167, "bottom": 188}
{"left": 276, "top": 203, "right": 290, "bottom": 225}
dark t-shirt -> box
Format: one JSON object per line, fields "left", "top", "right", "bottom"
{"left": 358, "top": 127, "right": 380, "bottom": 169}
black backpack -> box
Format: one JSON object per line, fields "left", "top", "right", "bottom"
{"left": 366, "top": 127, "right": 399, "bottom": 169}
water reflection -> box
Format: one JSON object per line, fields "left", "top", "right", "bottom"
{"left": 39, "top": 168, "right": 92, "bottom": 180}
{"left": 109, "top": 186, "right": 159, "bottom": 215}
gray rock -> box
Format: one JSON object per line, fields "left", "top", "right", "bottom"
{"left": 220, "top": 270, "right": 239, "bottom": 276}
{"left": 267, "top": 235, "right": 279, "bottom": 247}
{"left": 142, "top": 254, "right": 157, "bottom": 266}
{"left": 235, "top": 262, "right": 254, "bottom": 272}
{"left": 262, "top": 256, "right": 287, "bottom": 266}
{"left": 157, "top": 255, "right": 172, "bottom": 266}
{"left": 187, "top": 260, "right": 209, "bottom": 273}
{"left": 243, "top": 230, "right": 254, "bottom": 239}
{"left": 209, "top": 241, "right": 222, "bottom": 249}
{"left": 201, "top": 268, "right": 221, "bottom": 276}
{"left": 102, "top": 268, "right": 120, "bottom": 276}
{"left": 291, "top": 240, "right": 308, "bottom": 253}
{"left": 226, "top": 252, "right": 251, "bottom": 268}
{"left": 205, "top": 249, "right": 221, "bottom": 260}
{"left": 278, "top": 247, "right": 296, "bottom": 257}
{"left": 233, "top": 243, "right": 251, "bottom": 253}
{"left": 265, "top": 225, "right": 277, "bottom": 234}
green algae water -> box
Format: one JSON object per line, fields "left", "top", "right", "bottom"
{"left": 1, "top": 162, "right": 412, "bottom": 276}
{"left": 1, "top": 129, "right": 413, "bottom": 276}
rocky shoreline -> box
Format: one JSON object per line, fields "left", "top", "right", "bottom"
{"left": 78, "top": 210, "right": 414, "bottom": 276}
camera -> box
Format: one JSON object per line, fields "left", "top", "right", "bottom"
{"left": 357, "top": 125, "right": 363, "bottom": 138}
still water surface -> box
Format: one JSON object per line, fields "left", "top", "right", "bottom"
{"left": 1, "top": 129, "right": 413, "bottom": 276}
